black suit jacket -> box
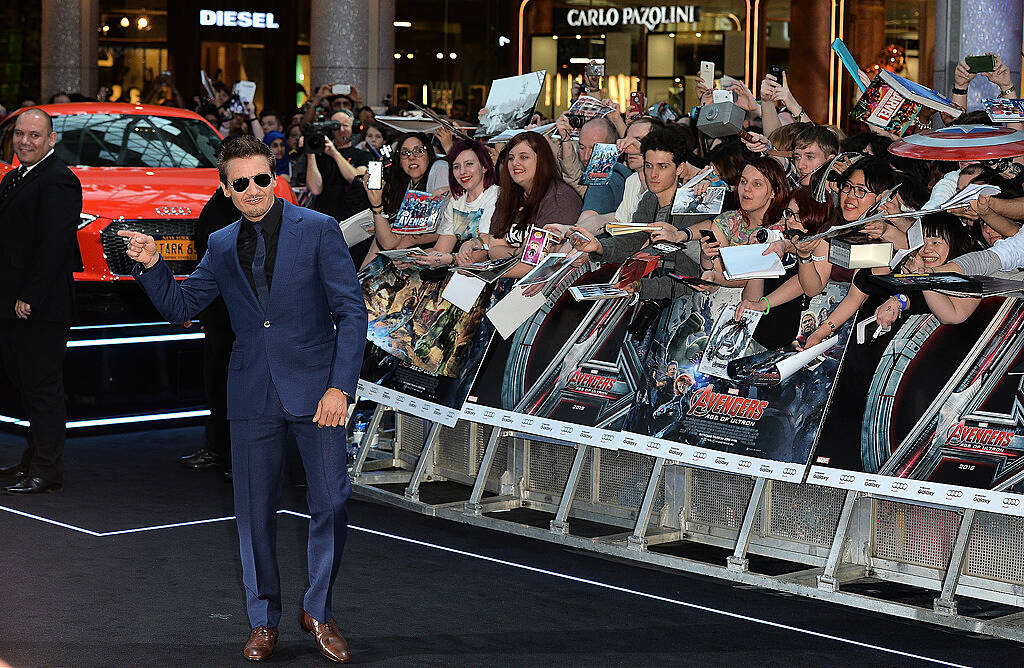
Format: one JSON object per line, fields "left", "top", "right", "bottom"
{"left": 0, "top": 154, "right": 83, "bottom": 322}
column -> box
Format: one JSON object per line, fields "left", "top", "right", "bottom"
{"left": 41, "top": 0, "right": 98, "bottom": 100}
{"left": 311, "top": 0, "right": 370, "bottom": 100}
{"left": 367, "top": 0, "right": 395, "bottom": 108}
{"left": 788, "top": 0, "right": 832, "bottom": 124}
{"left": 935, "top": 0, "right": 1024, "bottom": 110}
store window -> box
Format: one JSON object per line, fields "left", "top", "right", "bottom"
{"left": 98, "top": 1, "right": 169, "bottom": 104}
{"left": 525, "top": 0, "right": 752, "bottom": 119}
{"left": 393, "top": 0, "right": 512, "bottom": 116}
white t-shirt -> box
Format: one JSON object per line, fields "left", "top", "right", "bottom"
{"left": 427, "top": 159, "right": 450, "bottom": 193}
{"left": 614, "top": 171, "right": 645, "bottom": 223}
{"left": 436, "top": 184, "right": 500, "bottom": 241}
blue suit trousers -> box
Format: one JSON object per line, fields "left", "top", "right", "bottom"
{"left": 230, "top": 380, "right": 350, "bottom": 628}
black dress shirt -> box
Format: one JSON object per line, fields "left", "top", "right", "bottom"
{"left": 236, "top": 197, "right": 284, "bottom": 297}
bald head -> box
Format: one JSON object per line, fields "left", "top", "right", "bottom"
{"left": 578, "top": 116, "right": 619, "bottom": 165}
{"left": 13, "top": 108, "right": 57, "bottom": 167}
{"left": 17, "top": 108, "right": 53, "bottom": 134}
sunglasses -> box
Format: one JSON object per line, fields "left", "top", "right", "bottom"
{"left": 230, "top": 173, "right": 274, "bottom": 192}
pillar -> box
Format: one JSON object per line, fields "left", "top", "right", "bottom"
{"left": 935, "top": 0, "right": 1024, "bottom": 110}
{"left": 788, "top": 0, "right": 832, "bottom": 125}
{"left": 311, "top": 0, "right": 371, "bottom": 102}
{"left": 367, "top": 0, "right": 394, "bottom": 108}
{"left": 41, "top": 0, "right": 98, "bottom": 101}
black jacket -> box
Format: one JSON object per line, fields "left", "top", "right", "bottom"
{"left": 0, "top": 154, "right": 83, "bottom": 322}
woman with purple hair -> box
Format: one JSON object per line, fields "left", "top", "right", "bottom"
{"left": 410, "top": 139, "right": 501, "bottom": 268}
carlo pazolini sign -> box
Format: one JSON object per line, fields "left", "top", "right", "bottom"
{"left": 565, "top": 5, "right": 700, "bottom": 31}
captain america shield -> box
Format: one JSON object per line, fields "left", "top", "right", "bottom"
{"left": 888, "top": 124, "right": 1024, "bottom": 161}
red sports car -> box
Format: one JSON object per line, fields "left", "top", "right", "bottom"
{"left": 0, "top": 103, "right": 295, "bottom": 282}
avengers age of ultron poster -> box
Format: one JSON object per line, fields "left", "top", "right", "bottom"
{"left": 462, "top": 265, "right": 639, "bottom": 450}
{"left": 809, "top": 297, "right": 1024, "bottom": 515}
{"left": 357, "top": 258, "right": 494, "bottom": 426}
{"left": 621, "top": 281, "right": 852, "bottom": 480}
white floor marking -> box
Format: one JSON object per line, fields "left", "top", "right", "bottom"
{"left": 0, "top": 505, "right": 978, "bottom": 667}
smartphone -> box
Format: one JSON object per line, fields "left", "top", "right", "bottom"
{"left": 699, "top": 61, "right": 715, "bottom": 89}
{"left": 585, "top": 62, "right": 605, "bottom": 78}
{"left": 332, "top": 83, "right": 352, "bottom": 95}
{"left": 366, "top": 161, "right": 383, "bottom": 190}
{"left": 629, "top": 90, "right": 646, "bottom": 112}
{"left": 767, "top": 65, "right": 784, "bottom": 82}
{"left": 568, "top": 230, "right": 590, "bottom": 246}
{"left": 700, "top": 230, "right": 717, "bottom": 243}
{"left": 965, "top": 55, "right": 995, "bottom": 74}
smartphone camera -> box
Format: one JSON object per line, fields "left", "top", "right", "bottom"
{"left": 366, "top": 161, "right": 383, "bottom": 190}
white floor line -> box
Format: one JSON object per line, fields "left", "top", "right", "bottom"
{"left": 0, "top": 505, "right": 976, "bottom": 666}
{"left": 282, "top": 510, "right": 967, "bottom": 668}
{"left": 0, "top": 505, "right": 103, "bottom": 537}
{"left": 97, "top": 515, "right": 238, "bottom": 536}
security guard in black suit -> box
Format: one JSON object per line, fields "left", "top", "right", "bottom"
{"left": 0, "top": 108, "right": 83, "bottom": 494}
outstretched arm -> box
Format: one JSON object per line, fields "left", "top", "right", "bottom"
{"left": 121, "top": 229, "right": 220, "bottom": 325}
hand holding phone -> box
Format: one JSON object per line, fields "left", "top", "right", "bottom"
{"left": 699, "top": 61, "right": 715, "bottom": 90}
{"left": 767, "top": 65, "right": 784, "bottom": 82}
{"left": 366, "top": 161, "right": 383, "bottom": 190}
{"left": 965, "top": 55, "right": 996, "bottom": 74}
{"left": 332, "top": 83, "right": 352, "bottom": 95}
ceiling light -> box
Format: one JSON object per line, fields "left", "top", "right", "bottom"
{"left": 120, "top": 16, "right": 130, "bottom": 27}
{"left": 695, "top": 32, "right": 702, "bottom": 37}
{"left": 137, "top": 16, "right": 149, "bottom": 29}
{"left": 393, "top": 52, "right": 401, "bottom": 59}
{"left": 406, "top": 53, "right": 414, "bottom": 59}
{"left": 393, "top": 21, "right": 412, "bottom": 27}
{"left": 436, "top": 52, "right": 444, "bottom": 59}
{"left": 449, "top": 52, "right": 457, "bottom": 59}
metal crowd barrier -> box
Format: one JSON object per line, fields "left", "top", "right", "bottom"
{"left": 350, "top": 405, "right": 1024, "bottom": 642}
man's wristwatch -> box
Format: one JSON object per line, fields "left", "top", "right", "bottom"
{"left": 1000, "top": 85, "right": 1017, "bottom": 98}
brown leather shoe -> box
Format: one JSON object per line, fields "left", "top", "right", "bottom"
{"left": 243, "top": 626, "right": 278, "bottom": 662}
{"left": 300, "top": 611, "right": 351, "bottom": 663}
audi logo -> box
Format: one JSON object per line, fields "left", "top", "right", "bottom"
{"left": 947, "top": 490, "right": 964, "bottom": 498}
{"left": 1003, "top": 497, "right": 1021, "bottom": 507}
{"left": 840, "top": 474, "right": 855, "bottom": 483}
{"left": 892, "top": 482, "right": 909, "bottom": 491}
{"left": 154, "top": 206, "right": 192, "bottom": 216}
{"left": 692, "top": 451, "right": 707, "bottom": 460}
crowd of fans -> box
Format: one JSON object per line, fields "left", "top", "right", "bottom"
{"left": 10, "top": 53, "right": 1024, "bottom": 342}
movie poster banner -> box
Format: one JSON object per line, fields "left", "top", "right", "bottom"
{"left": 619, "top": 281, "right": 852, "bottom": 480}
{"left": 357, "top": 259, "right": 493, "bottom": 427}
{"left": 808, "top": 297, "right": 1024, "bottom": 516}
{"left": 461, "top": 265, "right": 637, "bottom": 450}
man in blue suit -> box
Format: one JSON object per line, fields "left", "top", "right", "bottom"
{"left": 119, "top": 135, "right": 367, "bottom": 663}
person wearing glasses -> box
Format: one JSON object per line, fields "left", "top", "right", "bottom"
{"left": 119, "top": 135, "right": 366, "bottom": 664}
{"left": 360, "top": 131, "right": 450, "bottom": 268}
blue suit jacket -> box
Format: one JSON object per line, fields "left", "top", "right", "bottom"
{"left": 134, "top": 199, "right": 367, "bottom": 420}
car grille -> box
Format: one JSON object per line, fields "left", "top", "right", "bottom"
{"left": 101, "top": 219, "right": 199, "bottom": 276}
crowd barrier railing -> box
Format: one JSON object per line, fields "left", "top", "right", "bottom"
{"left": 350, "top": 405, "right": 1024, "bottom": 642}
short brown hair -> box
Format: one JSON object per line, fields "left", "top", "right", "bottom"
{"left": 216, "top": 135, "right": 275, "bottom": 184}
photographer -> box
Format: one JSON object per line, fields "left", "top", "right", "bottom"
{"left": 306, "top": 109, "right": 372, "bottom": 223}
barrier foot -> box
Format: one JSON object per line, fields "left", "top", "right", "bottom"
{"left": 465, "top": 427, "right": 504, "bottom": 513}
{"left": 727, "top": 476, "right": 766, "bottom": 572}
{"left": 933, "top": 508, "right": 976, "bottom": 616}
{"left": 351, "top": 404, "right": 386, "bottom": 479}
{"left": 627, "top": 457, "right": 666, "bottom": 552}
{"left": 549, "top": 443, "right": 590, "bottom": 536}
{"left": 404, "top": 420, "right": 442, "bottom": 502}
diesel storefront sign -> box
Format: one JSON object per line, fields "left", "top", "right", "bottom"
{"left": 565, "top": 5, "right": 700, "bottom": 31}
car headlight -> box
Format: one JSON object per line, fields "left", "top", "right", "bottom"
{"left": 78, "top": 213, "right": 99, "bottom": 230}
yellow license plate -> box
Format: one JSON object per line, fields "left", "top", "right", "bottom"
{"left": 154, "top": 236, "right": 196, "bottom": 262}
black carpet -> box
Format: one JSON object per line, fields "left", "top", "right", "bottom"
{"left": 0, "top": 426, "right": 1020, "bottom": 667}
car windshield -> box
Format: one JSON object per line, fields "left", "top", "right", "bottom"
{"left": 51, "top": 113, "right": 220, "bottom": 168}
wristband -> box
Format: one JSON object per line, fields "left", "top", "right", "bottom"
{"left": 811, "top": 253, "right": 827, "bottom": 262}
{"left": 798, "top": 254, "right": 813, "bottom": 264}
{"left": 247, "top": 117, "right": 258, "bottom": 122}
{"left": 683, "top": 228, "right": 693, "bottom": 243}
{"left": 951, "top": 86, "right": 968, "bottom": 95}
{"left": 825, "top": 319, "right": 836, "bottom": 332}
{"left": 760, "top": 296, "right": 770, "bottom": 314}
{"left": 893, "top": 293, "right": 909, "bottom": 311}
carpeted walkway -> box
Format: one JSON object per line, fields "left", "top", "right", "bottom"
{"left": 0, "top": 426, "right": 1019, "bottom": 667}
